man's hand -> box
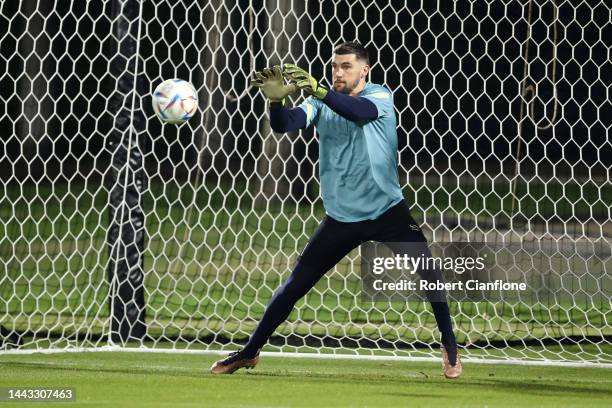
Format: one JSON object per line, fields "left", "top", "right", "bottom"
{"left": 283, "top": 63, "right": 328, "bottom": 100}
{"left": 250, "top": 65, "right": 298, "bottom": 103}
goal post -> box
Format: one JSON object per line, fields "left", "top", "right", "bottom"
{"left": 103, "top": 0, "right": 148, "bottom": 344}
{"left": 0, "top": 0, "right": 610, "bottom": 367}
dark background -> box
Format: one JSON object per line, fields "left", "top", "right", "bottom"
{"left": 0, "top": 0, "right": 609, "bottom": 194}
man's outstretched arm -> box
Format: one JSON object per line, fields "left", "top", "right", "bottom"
{"left": 321, "top": 90, "right": 377, "bottom": 122}
{"left": 269, "top": 92, "right": 376, "bottom": 132}
{"left": 269, "top": 102, "right": 307, "bottom": 133}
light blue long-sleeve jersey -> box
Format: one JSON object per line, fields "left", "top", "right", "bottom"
{"left": 298, "top": 83, "right": 404, "bottom": 222}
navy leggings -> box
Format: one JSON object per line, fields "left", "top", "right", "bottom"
{"left": 243, "top": 200, "right": 457, "bottom": 362}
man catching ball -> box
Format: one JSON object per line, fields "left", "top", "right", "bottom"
{"left": 211, "top": 42, "right": 462, "bottom": 379}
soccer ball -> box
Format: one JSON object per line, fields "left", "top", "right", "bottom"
{"left": 152, "top": 79, "right": 198, "bottom": 124}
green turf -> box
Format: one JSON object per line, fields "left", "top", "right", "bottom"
{"left": 0, "top": 352, "right": 610, "bottom": 407}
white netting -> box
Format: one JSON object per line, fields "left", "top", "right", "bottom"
{"left": 0, "top": 0, "right": 610, "bottom": 366}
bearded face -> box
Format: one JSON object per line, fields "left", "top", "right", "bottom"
{"left": 331, "top": 54, "right": 369, "bottom": 95}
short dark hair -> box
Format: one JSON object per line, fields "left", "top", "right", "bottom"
{"left": 333, "top": 41, "right": 370, "bottom": 65}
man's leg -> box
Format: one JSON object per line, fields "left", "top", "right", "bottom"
{"left": 368, "top": 200, "right": 460, "bottom": 377}
{"left": 211, "top": 216, "right": 364, "bottom": 374}
{"left": 239, "top": 262, "right": 329, "bottom": 357}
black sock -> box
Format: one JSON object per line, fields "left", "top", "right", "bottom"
{"left": 430, "top": 301, "right": 457, "bottom": 365}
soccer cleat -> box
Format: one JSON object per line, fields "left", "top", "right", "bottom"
{"left": 441, "top": 345, "right": 462, "bottom": 379}
{"left": 210, "top": 350, "right": 259, "bottom": 374}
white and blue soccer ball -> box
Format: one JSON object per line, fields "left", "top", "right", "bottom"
{"left": 152, "top": 79, "right": 198, "bottom": 124}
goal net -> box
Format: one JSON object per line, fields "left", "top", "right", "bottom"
{"left": 1, "top": 0, "right": 610, "bottom": 366}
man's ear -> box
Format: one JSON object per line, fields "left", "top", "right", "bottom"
{"left": 361, "top": 64, "right": 369, "bottom": 79}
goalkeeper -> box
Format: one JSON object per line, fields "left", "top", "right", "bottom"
{"left": 211, "top": 42, "right": 461, "bottom": 379}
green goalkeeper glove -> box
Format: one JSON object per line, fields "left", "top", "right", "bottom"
{"left": 283, "top": 63, "right": 328, "bottom": 100}
{"left": 250, "top": 65, "right": 298, "bottom": 104}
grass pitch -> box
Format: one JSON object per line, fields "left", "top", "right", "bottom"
{"left": 0, "top": 351, "right": 610, "bottom": 407}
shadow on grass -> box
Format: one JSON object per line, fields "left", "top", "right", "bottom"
{"left": 471, "top": 377, "right": 612, "bottom": 398}
{"left": 0, "top": 361, "right": 204, "bottom": 381}
{"left": 234, "top": 366, "right": 612, "bottom": 400}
